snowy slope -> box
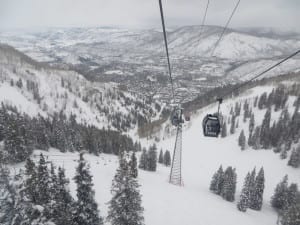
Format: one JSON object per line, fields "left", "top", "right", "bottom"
{"left": 10, "top": 84, "right": 299, "bottom": 225}
{"left": 0, "top": 44, "right": 161, "bottom": 132}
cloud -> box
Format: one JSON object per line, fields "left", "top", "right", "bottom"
{"left": 0, "top": 0, "right": 299, "bottom": 31}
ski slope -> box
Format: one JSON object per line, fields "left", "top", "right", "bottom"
{"left": 22, "top": 85, "right": 300, "bottom": 225}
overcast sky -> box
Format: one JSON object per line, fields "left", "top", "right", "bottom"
{"left": 0, "top": 0, "right": 299, "bottom": 31}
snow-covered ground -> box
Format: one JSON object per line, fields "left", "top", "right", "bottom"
{"left": 14, "top": 85, "right": 299, "bottom": 225}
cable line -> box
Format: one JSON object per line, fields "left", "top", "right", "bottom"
{"left": 198, "top": 0, "right": 210, "bottom": 41}
{"left": 220, "top": 49, "right": 300, "bottom": 99}
{"left": 159, "top": 0, "right": 176, "bottom": 101}
{"left": 210, "top": 0, "right": 241, "bottom": 57}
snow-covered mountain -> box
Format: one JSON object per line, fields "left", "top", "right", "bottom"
{"left": 1, "top": 25, "right": 300, "bottom": 105}
{"left": 1, "top": 26, "right": 300, "bottom": 61}
{"left": 0, "top": 44, "right": 162, "bottom": 133}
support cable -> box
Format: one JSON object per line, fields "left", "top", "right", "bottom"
{"left": 159, "top": 0, "right": 176, "bottom": 101}
{"left": 210, "top": 0, "right": 241, "bottom": 57}
{"left": 219, "top": 49, "right": 300, "bottom": 100}
{"left": 198, "top": 0, "right": 210, "bottom": 42}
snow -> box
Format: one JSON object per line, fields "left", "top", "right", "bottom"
{"left": 20, "top": 85, "right": 299, "bottom": 225}
{"left": 105, "top": 70, "right": 124, "bottom": 75}
{"left": 0, "top": 83, "right": 44, "bottom": 116}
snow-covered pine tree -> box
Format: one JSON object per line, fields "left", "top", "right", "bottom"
{"left": 251, "top": 167, "right": 265, "bottom": 211}
{"left": 287, "top": 146, "right": 300, "bottom": 168}
{"left": 139, "top": 148, "right": 148, "bottom": 170}
{"left": 221, "top": 167, "right": 237, "bottom": 202}
{"left": 158, "top": 149, "right": 164, "bottom": 164}
{"left": 243, "top": 100, "right": 250, "bottom": 122}
{"left": 249, "top": 113, "right": 255, "bottom": 134}
{"left": 237, "top": 172, "right": 251, "bottom": 212}
{"left": 163, "top": 150, "right": 171, "bottom": 166}
{"left": 210, "top": 165, "right": 224, "bottom": 194}
{"left": 73, "top": 153, "right": 103, "bottom": 225}
{"left": 107, "top": 153, "right": 144, "bottom": 225}
{"left": 0, "top": 165, "right": 14, "bottom": 224}
{"left": 129, "top": 152, "right": 138, "bottom": 178}
{"left": 238, "top": 130, "right": 246, "bottom": 150}
{"left": 281, "top": 203, "right": 300, "bottom": 225}
{"left": 36, "top": 153, "right": 52, "bottom": 205}
{"left": 271, "top": 175, "right": 289, "bottom": 210}
{"left": 248, "top": 168, "right": 256, "bottom": 209}
{"left": 252, "top": 127, "right": 261, "bottom": 150}
{"left": 148, "top": 144, "right": 157, "bottom": 171}
{"left": 260, "top": 108, "right": 271, "bottom": 149}
{"left": 258, "top": 92, "right": 267, "bottom": 109}
{"left": 34, "top": 115, "right": 50, "bottom": 150}
{"left": 230, "top": 116, "right": 236, "bottom": 134}
{"left": 286, "top": 183, "right": 298, "bottom": 209}
{"left": 236, "top": 118, "right": 239, "bottom": 129}
{"left": 52, "top": 167, "right": 75, "bottom": 225}
{"left": 4, "top": 115, "right": 31, "bottom": 162}
{"left": 24, "top": 158, "right": 38, "bottom": 203}
{"left": 234, "top": 102, "right": 241, "bottom": 116}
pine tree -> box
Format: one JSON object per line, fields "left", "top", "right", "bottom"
{"left": 281, "top": 203, "right": 300, "bottom": 225}
{"left": 24, "top": 158, "right": 38, "bottom": 203}
{"left": 258, "top": 92, "right": 267, "bottom": 109}
{"left": 248, "top": 168, "right": 257, "bottom": 209}
{"left": 254, "top": 96, "right": 258, "bottom": 108}
{"left": 210, "top": 165, "right": 224, "bottom": 194}
{"left": 73, "top": 153, "right": 103, "bottom": 225}
{"left": 249, "top": 113, "right": 255, "bottom": 134}
{"left": 238, "top": 130, "right": 246, "bottom": 150}
{"left": 252, "top": 127, "right": 261, "bottom": 149}
{"left": 230, "top": 116, "right": 236, "bottom": 134}
{"left": 107, "top": 154, "right": 144, "bottom": 225}
{"left": 0, "top": 166, "right": 14, "bottom": 224}
{"left": 163, "top": 150, "right": 171, "bottom": 166}
{"left": 53, "top": 167, "right": 75, "bottom": 225}
{"left": 129, "top": 152, "right": 138, "bottom": 178}
{"left": 243, "top": 101, "right": 250, "bottom": 122}
{"left": 260, "top": 108, "right": 271, "bottom": 149}
{"left": 251, "top": 167, "right": 265, "bottom": 211}
{"left": 139, "top": 148, "right": 148, "bottom": 170}
{"left": 237, "top": 173, "right": 251, "bottom": 212}
{"left": 271, "top": 175, "right": 289, "bottom": 210}
{"left": 36, "top": 153, "right": 52, "bottom": 205}
{"left": 287, "top": 183, "right": 298, "bottom": 209}
{"left": 158, "top": 149, "right": 164, "bottom": 164}
{"left": 221, "top": 167, "right": 237, "bottom": 202}
{"left": 4, "top": 116, "right": 32, "bottom": 162}
{"left": 148, "top": 144, "right": 157, "bottom": 171}
{"left": 288, "top": 147, "right": 300, "bottom": 168}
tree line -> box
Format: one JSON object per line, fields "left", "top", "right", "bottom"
{"left": 0, "top": 103, "right": 141, "bottom": 164}
{"left": 221, "top": 84, "right": 300, "bottom": 168}
{"left": 210, "top": 166, "right": 265, "bottom": 212}
{"left": 209, "top": 165, "right": 300, "bottom": 224}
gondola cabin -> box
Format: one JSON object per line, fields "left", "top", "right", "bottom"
{"left": 202, "top": 114, "right": 221, "bottom": 137}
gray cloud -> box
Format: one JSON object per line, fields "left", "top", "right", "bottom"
{"left": 0, "top": 0, "right": 299, "bottom": 31}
